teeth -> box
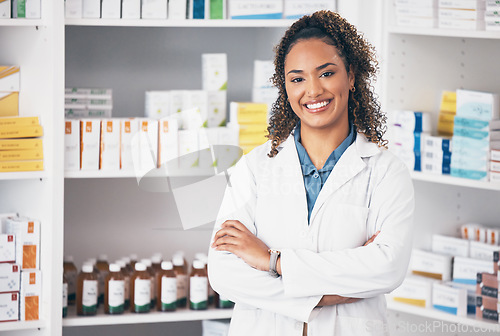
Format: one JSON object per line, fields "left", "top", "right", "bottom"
{"left": 306, "top": 101, "right": 329, "bottom": 109}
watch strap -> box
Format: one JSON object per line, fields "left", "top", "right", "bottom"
{"left": 268, "top": 249, "right": 281, "bottom": 278}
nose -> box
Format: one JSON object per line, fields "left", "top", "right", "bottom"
{"left": 306, "top": 77, "right": 323, "bottom": 97}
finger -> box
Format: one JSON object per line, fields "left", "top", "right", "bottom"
{"left": 221, "top": 220, "right": 249, "bottom": 233}
{"left": 213, "top": 226, "right": 242, "bottom": 242}
{"left": 213, "top": 236, "right": 241, "bottom": 248}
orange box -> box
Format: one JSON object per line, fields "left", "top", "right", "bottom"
{"left": 20, "top": 270, "right": 41, "bottom": 321}
{"left": 4, "top": 217, "right": 40, "bottom": 269}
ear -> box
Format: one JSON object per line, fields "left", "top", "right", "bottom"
{"left": 348, "top": 64, "right": 355, "bottom": 89}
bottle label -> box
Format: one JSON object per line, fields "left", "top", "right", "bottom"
{"left": 62, "top": 283, "right": 68, "bottom": 317}
{"left": 176, "top": 274, "right": 188, "bottom": 306}
{"left": 82, "top": 280, "right": 98, "bottom": 313}
{"left": 190, "top": 276, "right": 208, "bottom": 309}
{"left": 108, "top": 279, "right": 125, "bottom": 313}
{"left": 66, "top": 270, "right": 77, "bottom": 302}
{"left": 134, "top": 278, "right": 151, "bottom": 312}
{"left": 161, "top": 277, "right": 177, "bottom": 310}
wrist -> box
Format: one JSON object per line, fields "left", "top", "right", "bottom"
{"left": 268, "top": 249, "right": 281, "bottom": 277}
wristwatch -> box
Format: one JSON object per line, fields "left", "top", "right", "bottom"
{"left": 268, "top": 249, "right": 281, "bottom": 278}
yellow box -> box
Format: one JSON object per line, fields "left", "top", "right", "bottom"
{"left": 0, "top": 148, "right": 43, "bottom": 161}
{"left": 0, "top": 66, "right": 20, "bottom": 92}
{"left": 0, "top": 160, "right": 43, "bottom": 172}
{"left": 20, "top": 270, "right": 41, "bottom": 321}
{"left": 0, "top": 125, "right": 43, "bottom": 139}
{"left": 0, "top": 116, "right": 39, "bottom": 128}
{"left": 438, "top": 113, "right": 455, "bottom": 136}
{"left": 0, "top": 92, "right": 19, "bottom": 117}
{"left": 0, "top": 138, "right": 43, "bottom": 151}
{"left": 230, "top": 102, "right": 268, "bottom": 124}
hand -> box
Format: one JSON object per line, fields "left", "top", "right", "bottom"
{"left": 212, "top": 220, "right": 271, "bottom": 271}
{"left": 363, "top": 231, "right": 380, "bottom": 246}
{"left": 317, "top": 295, "right": 360, "bottom": 307}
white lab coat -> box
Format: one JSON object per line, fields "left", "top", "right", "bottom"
{"left": 208, "top": 131, "right": 415, "bottom": 336}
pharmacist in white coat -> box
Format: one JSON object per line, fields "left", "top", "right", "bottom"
{"left": 208, "top": 11, "right": 414, "bottom": 336}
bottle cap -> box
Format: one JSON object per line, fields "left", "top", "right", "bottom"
{"left": 151, "top": 255, "right": 162, "bottom": 264}
{"left": 194, "top": 253, "right": 207, "bottom": 262}
{"left": 87, "top": 258, "right": 96, "bottom": 265}
{"left": 140, "top": 258, "right": 152, "bottom": 267}
{"left": 129, "top": 254, "right": 138, "bottom": 261}
{"left": 109, "top": 263, "right": 120, "bottom": 272}
{"left": 172, "top": 255, "right": 184, "bottom": 266}
{"left": 135, "top": 262, "right": 147, "bottom": 272}
{"left": 193, "top": 260, "right": 205, "bottom": 270}
{"left": 122, "top": 256, "right": 131, "bottom": 264}
{"left": 161, "top": 261, "right": 173, "bottom": 270}
{"left": 82, "top": 263, "right": 94, "bottom": 273}
{"left": 98, "top": 254, "right": 108, "bottom": 261}
{"left": 64, "top": 255, "right": 74, "bottom": 263}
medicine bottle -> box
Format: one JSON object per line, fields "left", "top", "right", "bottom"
{"left": 190, "top": 260, "right": 208, "bottom": 310}
{"left": 104, "top": 263, "right": 125, "bottom": 314}
{"left": 157, "top": 261, "right": 177, "bottom": 312}
{"left": 76, "top": 263, "right": 98, "bottom": 316}
{"left": 116, "top": 259, "right": 130, "bottom": 310}
{"left": 130, "top": 262, "right": 151, "bottom": 313}
{"left": 172, "top": 254, "right": 188, "bottom": 308}
{"left": 214, "top": 291, "right": 235, "bottom": 309}
{"left": 195, "top": 253, "right": 214, "bottom": 305}
{"left": 141, "top": 258, "right": 156, "bottom": 308}
{"left": 63, "top": 255, "right": 78, "bottom": 305}
{"left": 62, "top": 274, "right": 68, "bottom": 318}
{"left": 96, "top": 254, "right": 110, "bottom": 305}
{"left": 129, "top": 253, "right": 138, "bottom": 270}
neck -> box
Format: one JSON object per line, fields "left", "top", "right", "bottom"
{"left": 300, "top": 122, "right": 350, "bottom": 170}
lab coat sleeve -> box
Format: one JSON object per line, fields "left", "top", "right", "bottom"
{"left": 208, "top": 153, "right": 321, "bottom": 323}
{"left": 280, "top": 159, "right": 415, "bottom": 298}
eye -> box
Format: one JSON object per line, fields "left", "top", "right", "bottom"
{"left": 320, "top": 71, "right": 334, "bottom": 78}
{"left": 291, "top": 77, "right": 303, "bottom": 83}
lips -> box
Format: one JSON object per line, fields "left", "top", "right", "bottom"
{"left": 305, "top": 99, "right": 331, "bottom": 110}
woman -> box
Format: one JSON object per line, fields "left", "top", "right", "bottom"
{"left": 208, "top": 10, "right": 414, "bottom": 336}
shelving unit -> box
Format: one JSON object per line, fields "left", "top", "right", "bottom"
{"left": 65, "top": 18, "right": 295, "bottom": 27}
{"left": 383, "top": 1, "right": 500, "bottom": 331}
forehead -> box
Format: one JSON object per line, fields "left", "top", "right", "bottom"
{"left": 284, "top": 38, "right": 344, "bottom": 69}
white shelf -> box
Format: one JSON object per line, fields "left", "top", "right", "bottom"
{"left": 0, "top": 171, "right": 47, "bottom": 180}
{"left": 387, "top": 300, "right": 500, "bottom": 332}
{"left": 65, "top": 18, "right": 294, "bottom": 28}
{"left": 410, "top": 171, "right": 500, "bottom": 191}
{"left": 387, "top": 26, "right": 500, "bottom": 40}
{"left": 0, "top": 19, "right": 44, "bottom": 26}
{"left": 0, "top": 320, "right": 46, "bottom": 332}
{"left": 63, "top": 307, "right": 232, "bottom": 327}
{"left": 64, "top": 167, "right": 222, "bottom": 178}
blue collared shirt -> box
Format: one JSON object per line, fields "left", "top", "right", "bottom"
{"left": 294, "top": 122, "right": 356, "bottom": 223}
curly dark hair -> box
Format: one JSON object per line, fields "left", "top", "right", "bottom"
{"left": 267, "top": 10, "right": 386, "bottom": 157}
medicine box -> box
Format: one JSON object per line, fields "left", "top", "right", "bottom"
{"left": 432, "top": 282, "right": 468, "bottom": 316}
{"left": 101, "top": 0, "right": 121, "bottom": 19}
{"left": 439, "top": 0, "right": 486, "bottom": 10}
{"left": 476, "top": 272, "right": 498, "bottom": 299}
{"left": 0, "top": 234, "right": 15, "bottom": 263}
{"left": 80, "top": 119, "right": 101, "bottom": 171}
{"left": 182, "top": 91, "right": 209, "bottom": 128}
{"left": 395, "top": 0, "right": 437, "bottom": 7}
{"left": 391, "top": 110, "right": 432, "bottom": 133}
{"left": 122, "top": 0, "right": 141, "bottom": 19}
{"left": 145, "top": 91, "right": 171, "bottom": 120}
{"left": 431, "top": 234, "right": 469, "bottom": 257}
{"left": 421, "top": 134, "right": 451, "bottom": 153}
{"left": 4, "top": 217, "right": 40, "bottom": 270}
{"left": 168, "top": 0, "right": 187, "bottom": 19}
{"left": 0, "top": 292, "right": 18, "bottom": 322}
{"left": 207, "top": 91, "right": 227, "bottom": 127}
{"left": 438, "top": 8, "right": 484, "bottom": 20}
{"left": 142, "top": 0, "right": 168, "bottom": 19}
{"left": 158, "top": 117, "right": 179, "bottom": 168}
{"left": 120, "top": 118, "right": 139, "bottom": 171}
{"left": 0, "top": 0, "right": 11, "bottom": 18}
{"left": 0, "top": 66, "right": 20, "bottom": 92}
{"left": 178, "top": 129, "right": 199, "bottom": 169}
{"left": 284, "top": 0, "right": 337, "bottom": 19}
{"left": 453, "top": 256, "right": 494, "bottom": 285}
{"left": 470, "top": 240, "right": 500, "bottom": 261}
{"left": 25, "top": 0, "right": 40, "bottom": 18}
{"left": 99, "top": 119, "right": 120, "bottom": 170}
{"left": 228, "top": 0, "right": 283, "bottom": 19}
{"left": 476, "top": 295, "right": 498, "bottom": 321}
{"left": 253, "top": 60, "right": 274, "bottom": 89}
{"left": 20, "top": 270, "right": 41, "bottom": 321}
{"left": 65, "top": 120, "right": 80, "bottom": 171}
{"left": 456, "top": 89, "right": 499, "bottom": 121}
{"left": 82, "top": 0, "right": 101, "bottom": 18}
{"left": 138, "top": 119, "right": 159, "bottom": 172}
{"left": 0, "top": 263, "right": 20, "bottom": 293}
{"left": 202, "top": 54, "right": 228, "bottom": 91}
{"left": 410, "top": 249, "right": 453, "bottom": 281}
{"left": 388, "top": 275, "right": 435, "bottom": 308}
{"left": 65, "top": 0, "right": 83, "bottom": 18}
{"left": 396, "top": 6, "right": 436, "bottom": 19}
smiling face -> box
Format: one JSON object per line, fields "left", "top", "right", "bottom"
{"left": 284, "top": 38, "right": 354, "bottom": 136}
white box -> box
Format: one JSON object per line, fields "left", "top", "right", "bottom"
{"left": 198, "top": 128, "right": 218, "bottom": 169}
{"left": 168, "top": 0, "right": 187, "bottom": 19}
{"left": 137, "top": 119, "right": 159, "bottom": 172}
{"left": 65, "top": 87, "right": 113, "bottom": 99}
{"left": 215, "top": 127, "right": 241, "bottom": 171}
{"left": 470, "top": 240, "right": 500, "bottom": 261}
{"left": 253, "top": 60, "right": 274, "bottom": 89}
{"left": 486, "top": 227, "right": 500, "bottom": 245}
{"left": 439, "top": 8, "right": 484, "bottom": 20}
{"left": 397, "top": 16, "right": 437, "bottom": 28}
{"left": 432, "top": 234, "right": 469, "bottom": 257}
{"left": 229, "top": 0, "right": 283, "bottom": 19}
{"left": 178, "top": 129, "right": 199, "bottom": 169}
{"left": 490, "top": 170, "right": 500, "bottom": 182}
{"left": 0, "top": 66, "right": 20, "bottom": 92}
{"left": 100, "top": 119, "right": 120, "bottom": 170}
{"left": 122, "top": 0, "right": 141, "bottom": 19}
{"left": 0, "top": 292, "right": 18, "bottom": 322}
{"left": 25, "top": 0, "right": 40, "bottom": 18}
{"left": 396, "top": 6, "right": 437, "bottom": 18}
{"left": 207, "top": 91, "right": 227, "bottom": 128}
{"left": 142, "top": 0, "right": 167, "bottom": 19}
{"left": 158, "top": 117, "right": 179, "bottom": 168}
{"left": 0, "top": 263, "right": 20, "bottom": 293}
{"left": 182, "top": 92, "right": 209, "bottom": 129}
{"left": 387, "top": 275, "right": 436, "bottom": 308}
{"left": 120, "top": 119, "right": 139, "bottom": 171}
{"left": 0, "top": 213, "right": 17, "bottom": 234}
{"left": 457, "top": 89, "right": 499, "bottom": 121}
{"left": 64, "top": 120, "right": 80, "bottom": 171}
{"left": 395, "top": 0, "right": 437, "bottom": 6}
{"left": 490, "top": 160, "right": 500, "bottom": 172}
{"left": 80, "top": 119, "right": 101, "bottom": 170}
{"left": 145, "top": 91, "right": 171, "bottom": 120}
{"left": 20, "top": 270, "right": 41, "bottom": 321}
{"left": 439, "top": 0, "right": 486, "bottom": 9}
{"left": 65, "top": 0, "right": 83, "bottom": 18}
{"left": 432, "top": 282, "right": 468, "bottom": 316}
{"left": 4, "top": 217, "right": 40, "bottom": 270}
{"left": 82, "top": 0, "right": 101, "bottom": 18}
{"left": 491, "top": 149, "right": 500, "bottom": 161}
{"left": 283, "top": 0, "right": 336, "bottom": 19}
{"left": 202, "top": 54, "right": 228, "bottom": 91}
{"left": 0, "top": 0, "right": 11, "bottom": 18}
{"left": 101, "top": 0, "right": 121, "bottom": 18}
{"left": 452, "top": 256, "right": 494, "bottom": 285}
{"left": 410, "top": 249, "right": 453, "bottom": 281}
{"left": 390, "top": 110, "right": 432, "bottom": 133}
{"left": 0, "top": 234, "right": 15, "bottom": 263}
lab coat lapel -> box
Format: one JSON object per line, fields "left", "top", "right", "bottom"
{"left": 310, "top": 133, "right": 380, "bottom": 224}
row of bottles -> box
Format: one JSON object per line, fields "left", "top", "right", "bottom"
{"left": 62, "top": 252, "right": 234, "bottom": 317}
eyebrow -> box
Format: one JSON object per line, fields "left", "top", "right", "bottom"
{"left": 286, "top": 62, "right": 337, "bottom": 76}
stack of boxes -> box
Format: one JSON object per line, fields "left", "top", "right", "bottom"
{"left": 65, "top": 88, "right": 113, "bottom": 119}
{"left": 388, "top": 110, "right": 432, "bottom": 173}
{"left": 485, "top": 0, "right": 500, "bottom": 30}
{"left": 0, "top": 66, "right": 20, "bottom": 118}
{"left": 251, "top": 60, "right": 279, "bottom": 115}
{"left": 421, "top": 134, "right": 452, "bottom": 175}
{"left": 438, "top": 0, "right": 485, "bottom": 30}
{"left": 0, "top": 214, "right": 41, "bottom": 322}
{"left": 451, "top": 89, "right": 500, "bottom": 181}
{"left": 0, "top": 0, "right": 41, "bottom": 19}
{"left": 394, "top": 0, "right": 438, "bottom": 28}
{"left": 229, "top": 102, "right": 268, "bottom": 155}
{"left": 0, "top": 116, "right": 44, "bottom": 173}
{"left": 437, "top": 90, "right": 456, "bottom": 137}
